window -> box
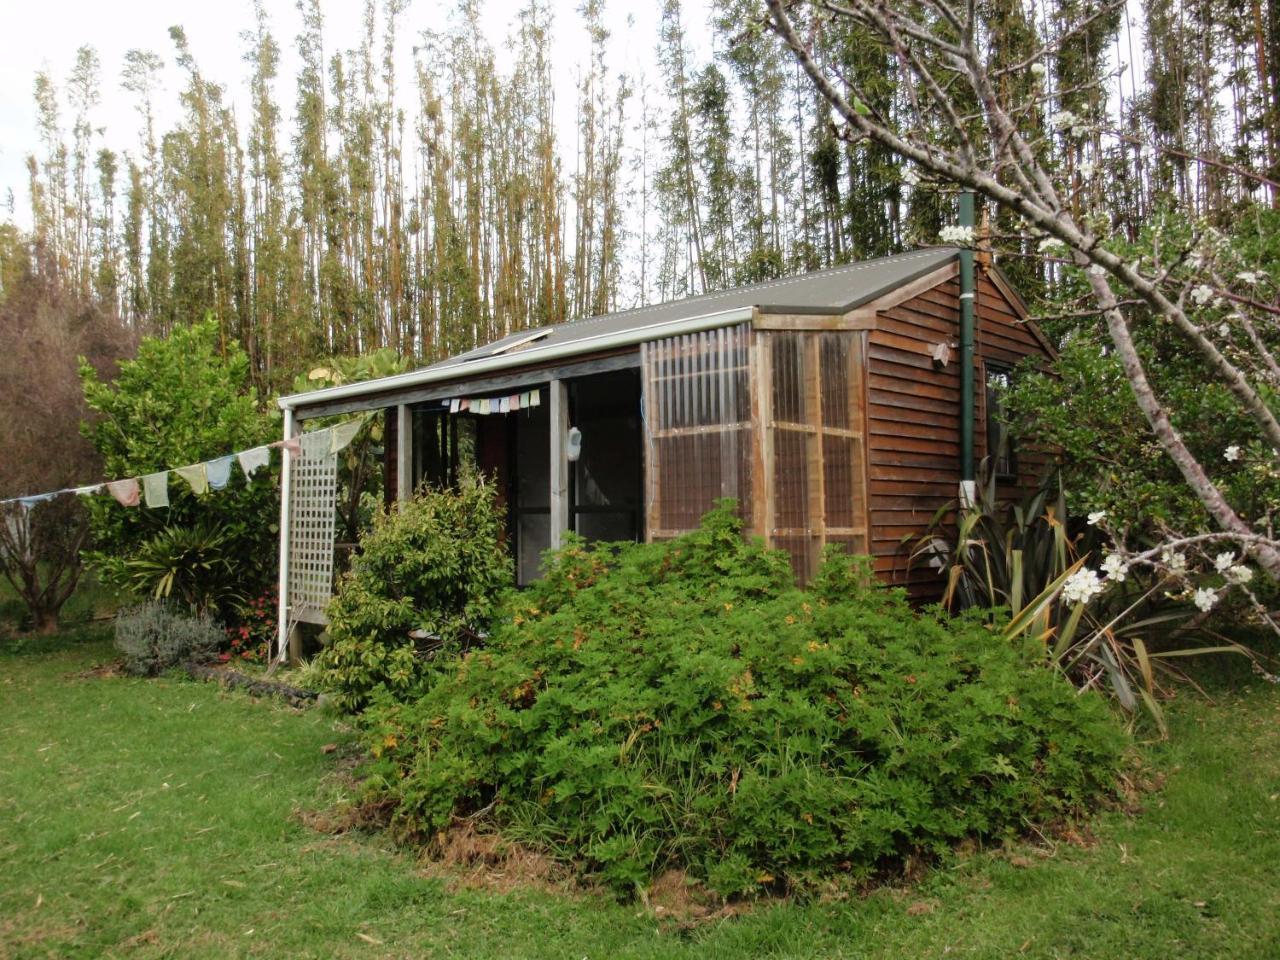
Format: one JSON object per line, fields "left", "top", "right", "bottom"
{"left": 985, "top": 362, "right": 1017, "bottom": 479}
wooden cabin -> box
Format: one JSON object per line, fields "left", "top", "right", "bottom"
{"left": 275, "top": 246, "right": 1051, "bottom": 638}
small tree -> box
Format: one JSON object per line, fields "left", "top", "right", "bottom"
{"left": 0, "top": 238, "right": 132, "bottom": 632}
{"left": 79, "top": 318, "right": 276, "bottom": 617}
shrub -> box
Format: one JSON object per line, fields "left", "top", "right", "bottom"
{"left": 123, "top": 520, "right": 241, "bottom": 618}
{"left": 908, "top": 466, "right": 1267, "bottom": 735}
{"left": 114, "top": 601, "right": 222, "bottom": 676}
{"left": 314, "top": 472, "right": 512, "bottom": 712}
{"left": 361, "top": 505, "right": 1126, "bottom": 898}
{"left": 79, "top": 319, "right": 277, "bottom": 610}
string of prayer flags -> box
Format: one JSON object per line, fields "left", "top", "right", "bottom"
{"left": 1, "top": 415, "right": 367, "bottom": 509}
{"left": 238, "top": 446, "right": 270, "bottom": 479}
{"left": 442, "top": 389, "right": 542, "bottom": 416}
{"left": 175, "top": 463, "right": 209, "bottom": 496}
{"left": 106, "top": 478, "right": 141, "bottom": 508}
{"left": 142, "top": 472, "right": 169, "bottom": 509}
{"left": 206, "top": 455, "right": 235, "bottom": 491}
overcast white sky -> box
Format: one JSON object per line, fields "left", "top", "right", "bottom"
{"left": 0, "top": 0, "right": 715, "bottom": 225}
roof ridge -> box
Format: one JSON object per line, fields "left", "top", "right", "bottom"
{"left": 534, "top": 247, "right": 950, "bottom": 339}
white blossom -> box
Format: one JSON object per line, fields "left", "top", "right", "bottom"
{"left": 1079, "top": 161, "right": 1096, "bottom": 178}
{"left": 1225, "top": 444, "right": 1243, "bottom": 462}
{"left": 1214, "top": 551, "right": 1236, "bottom": 573}
{"left": 1030, "top": 62, "right": 1046, "bottom": 77}
{"left": 1102, "top": 553, "right": 1129, "bottom": 582}
{"left": 1227, "top": 564, "right": 1254, "bottom": 586}
{"left": 1236, "top": 270, "right": 1261, "bottom": 285}
{"left": 1062, "top": 568, "right": 1105, "bottom": 605}
{"left": 1039, "top": 236, "right": 1066, "bottom": 254}
{"left": 939, "top": 224, "right": 976, "bottom": 245}
{"left": 1218, "top": 322, "right": 1231, "bottom": 338}
{"left": 1088, "top": 264, "right": 1106, "bottom": 277}
{"left": 1190, "top": 284, "right": 1215, "bottom": 306}
{"left": 1087, "top": 510, "right": 1107, "bottom": 526}
{"left": 1161, "top": 549, "right": 1188, "bottom": 573}
{"left": 1193, "top": 587, "right": 1219, "bottom": 613}
{"left": 1050, "top": 110, "right": 1078, "bottom": 131}
{"left": 902, "top": 166, "right": 920, "bottom": 186}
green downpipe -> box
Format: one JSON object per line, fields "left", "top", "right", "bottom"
{"left": 958, "top": 191, "right": 976, "bottom": 491}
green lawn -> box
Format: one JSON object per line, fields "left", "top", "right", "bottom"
{"left": 2, "top": 632, "right": 1278, "bottom": 959}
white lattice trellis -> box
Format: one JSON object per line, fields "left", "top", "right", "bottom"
{"left": 287, "top": 430, "right": 338, "bottom": 624}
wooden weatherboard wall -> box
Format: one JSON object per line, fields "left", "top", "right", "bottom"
{"left": 864, "top": 264, "right": 1052, "bottom": 597}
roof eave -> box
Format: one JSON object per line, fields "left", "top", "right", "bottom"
{"left": 278, "top": 303, "right": 757, "bottom": 411}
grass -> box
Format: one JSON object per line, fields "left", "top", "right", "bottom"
{"left": 1, "top": 632, "right": 1278, "bottom": 959}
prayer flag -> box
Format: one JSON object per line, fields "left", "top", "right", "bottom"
{"left": 329, "top": 419, "right": 363, "bottom": 455}
{"left": 175, "top": 463, "right": 209, "bottom": 496}
{"left": 206, "top": 456, "right": 235, "bottom": 491}
{"left": 142, "top": 472, "right": 169, "bottom": 509}
{"left": 510, "top": 393, "right": 521, "bottom": 412}
{"left": 529, "top": 389, "right": 542, "bottom": 408}
{"left": 449, "top": 398, "right": 461, "bottom": 414}
{"left": 238, "top": 446, "right": 270, "bottom": 479}
{"left": 106, "top": 478, "right": 141, "bottom": 507}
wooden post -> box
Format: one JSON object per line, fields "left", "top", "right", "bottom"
{"left": 850, "top": 332, "right": 871, "bottom": 555}
{"left": 396, "top": 403, "right": 412, "bottom": 506}
{"left": 640, "top": 344, "right": 656, "bottom": 543}
{"left": 274, "top": 407, "right": 298, "bottom": 667}
{"left": 803, "top": 334, "right": 825, "bottom": 575}
{"left": 549, "top": 379, "right": 569, "bottom": 547}
{"left": 757, "top": 333, "right": 776, "bottom": 549}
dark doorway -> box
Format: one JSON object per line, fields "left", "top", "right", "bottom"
{"left": 569, "top": 369, "right": 643, "bottom": 544}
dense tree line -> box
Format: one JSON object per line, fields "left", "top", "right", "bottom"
{"left": 5, "top": 0, "right": 1277, "bottom": 394}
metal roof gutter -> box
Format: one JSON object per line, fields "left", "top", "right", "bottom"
{"left": 278, "top": 304, "right": 757, "bottom": 411}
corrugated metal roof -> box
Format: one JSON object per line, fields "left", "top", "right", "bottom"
{"left": 281, "top": 246, "right": 958, "bottom": 409}
{"left": 442, "top": 246, "right": 957, "bottom": 368}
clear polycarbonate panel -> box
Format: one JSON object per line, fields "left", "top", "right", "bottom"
{"left": 819, "top": 333, "right": 852, "bottom": 429}
{"left": 823, "top": 434, "right": 858, "bottom": 529}
{"left": 642, "top": 324, "right": 754, "bottom": 536}
{"left": 766, "top": 330, "right": 867, "bottom": 582}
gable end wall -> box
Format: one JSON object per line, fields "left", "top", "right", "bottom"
{"left": 864, "top": 268, "right": 1052, "bottom": 598}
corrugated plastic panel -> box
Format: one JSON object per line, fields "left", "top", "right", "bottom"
{"left": 763, "top": 330, "right": 869, "bottom": 582}
{"left": 642, "top": 324, "right": 754, "bottom": 537}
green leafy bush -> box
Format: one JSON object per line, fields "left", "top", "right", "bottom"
{"left": 315, "top": 472, "right": 512, "bottom": 712}
{"left": 361, "top": 505, "right": 1125, "bottom": 898}
{"left": 79, "top": 319, "right": 277, "bottom": 615}
{"left": 114, "top": 600, "right": 222, "bottom": 676}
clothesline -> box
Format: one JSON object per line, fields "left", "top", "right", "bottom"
{"left": 0, "top": 416, "right": 368, "bottom": 512}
